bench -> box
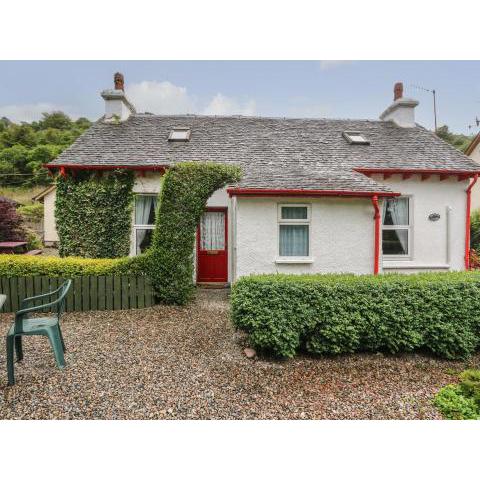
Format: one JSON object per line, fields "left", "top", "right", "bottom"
{"left": 25, "top": 249, "right": 42, "bottom": 255}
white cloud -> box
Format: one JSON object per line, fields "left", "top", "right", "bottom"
{"left": 203, "top": 93, "right": 256, "bottom": 116}
{"left": 126, "top": 80, "right": 196, "bottom": 114}
{"left": 0, "top": 102, "right": 75, "bottom": 123}
{"left": 126, "top": 80, "right": 256, "bottom": 117}
{"left": 319, "top": 60, "right": 354, "bottom": 71}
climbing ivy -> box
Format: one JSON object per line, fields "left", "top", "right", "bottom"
{"left": 55, "top": 170, "right": 134, "bottom": 258}
{"left": 147, "top": 162, "right": 242, "bottom": 305}
{"left": 23, "top": 162, "right": 241, "bottom": 305}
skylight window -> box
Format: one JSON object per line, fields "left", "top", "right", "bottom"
{"left": 342, "top": 131, "right": 370, "bottom": 145}
{"left": 168, "top": 128, "right": 191, "bottom": 142}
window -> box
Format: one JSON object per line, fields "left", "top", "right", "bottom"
{"left": 134, "top": 195, "right": 158, "bottom": 255}
{"left": 382, "top": 197, "right": 410, "bottom": 256}
{"left": 342, "top": 131, "right": 370, "bottom": 145}
{"left": 278, "top": 205, "right": 310, "bottom": 257}
{"left": 168, "top": 128, "right": 191, "bottom": 141}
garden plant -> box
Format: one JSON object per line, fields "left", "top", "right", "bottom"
{"left": 434, "top": 369, "right": 480, "bottom": 419}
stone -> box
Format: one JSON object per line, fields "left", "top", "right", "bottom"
{"left": 244, "top": 348, "right": 256, "bottom": 359}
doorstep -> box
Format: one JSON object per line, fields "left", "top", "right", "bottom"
{"left": 196, "top": 282, "right": 230, "bottom": 289}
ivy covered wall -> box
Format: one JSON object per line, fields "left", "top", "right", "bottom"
{"left": 147, "top": 162, "right": 241, "bottom": 305}
{"left": 55, "top": 170, "right": 134, "bottom": 258}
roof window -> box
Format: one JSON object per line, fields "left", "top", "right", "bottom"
{"left": 342, "top": 131, "right": 370, "bottom": 145}
{"left": 168, "top": 128, "right": 191, "bottom": 142}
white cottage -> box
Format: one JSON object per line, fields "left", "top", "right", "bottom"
{"left": 42, "top": 74, "right": 480, "bottom": 284}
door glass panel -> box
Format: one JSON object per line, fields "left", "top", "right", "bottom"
{"left": 200, "top": 212, "right": 225, "bottom": 250}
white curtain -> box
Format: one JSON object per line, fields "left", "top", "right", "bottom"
{"left": 135, "top": 196, "right": 157, "bottom": 254}
{"left": 383, "top": 198, "right": 408, "bottom": 253}
{"left": 201, "top": 212, "right": 225, "bottom": 250}
{"left": 135, "top": 196, "right": 156, "bottom": 225}
{"left": 280, "top": 225, "right": 309, "bottom": 256}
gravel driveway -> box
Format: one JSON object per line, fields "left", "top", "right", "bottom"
{"left": 0, "top": 289, "right": 477, "bottom": 419}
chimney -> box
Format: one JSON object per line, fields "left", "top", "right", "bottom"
{"left": 379, "top": 82, "right": 419, "bottom": 128}
{"left": 101, "top": 72, "right": 136, "bottom": 123}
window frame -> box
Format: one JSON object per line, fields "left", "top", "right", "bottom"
{"left": 168, "top": 128, "right": 191, "bottom": 142}
{"left": 381, "top": 196, "right": 413, "bottom": 260}
{"left": 133, "top": 194, "right": 158, "bottom": 256}
{"left": 277, "top": 204, "right": 312, "bottom": 261}
{"left": 342, "top": 131, "right": 370, "bottom": 145}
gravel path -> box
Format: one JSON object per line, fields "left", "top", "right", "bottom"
{"left": 0, "top": 288, "right": 477, "bottom": 419}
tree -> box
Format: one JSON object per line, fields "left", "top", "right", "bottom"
{"left": 0, "top": 197, "right": 26, "bottom": 242}
{"left": 0, "top": 112, "right": 92, "bottom": 187}
{"left": 38, "top": 111, "right": 72, "bottom": 130}
{"left": 0, "top": 124, "right": 37, "bottom": 148}
{"left": 436, "top": 125, "right": 474, "bottom": 153}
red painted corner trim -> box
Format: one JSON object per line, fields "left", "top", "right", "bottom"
{"left": 43, "top": 163, "right": 168, "bottom": 172}
{"left": 465, "top": 133, "right": 480, "bottom": 156}
{"left": 371, "top": 196, "right": 380, "bottom": 275}
{"left": 227, "top": 188, "right": 400, "bottom": 198}
{"left": 465, "top": 174, "right": 479, "bottom": 269}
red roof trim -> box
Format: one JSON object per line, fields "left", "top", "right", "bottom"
{"left": 355, "top": 168, "right": 480, "bottom": 176}
{"left": 43, "top": 164, "right": 168, "bottom": 172}
{"left": 465, "top": 133, "right": 480, "bottom": 156}
{"left": 227, "top": 188, "right": 400, "bottom": 198}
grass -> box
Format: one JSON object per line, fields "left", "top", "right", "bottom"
{"left": 0, "top": 185, "right": 49, "bottom": 205}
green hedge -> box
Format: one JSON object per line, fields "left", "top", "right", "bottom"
{"left": 231, "top": 272, "right": 480, "bottom": 359}
{"left": 147, "top": 162, "right": 241, "bottom": 305}
{"left": 55, "top": 170, "right": 134, "bottom": 258}
{"left": 0, "top": 254, "right": 146, "bottom": 277}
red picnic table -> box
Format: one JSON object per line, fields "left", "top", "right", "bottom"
{"left": 0, "top": 241, "right": 28, "bottom": 254}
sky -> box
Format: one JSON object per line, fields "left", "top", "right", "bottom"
{"left": 0, "top": 61, "right": 479, "bottom": 134}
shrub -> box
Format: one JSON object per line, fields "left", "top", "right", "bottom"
{"left": 148, "top": 162, "right": 241, "bottom": 305}
{"left": 0, "top": 195, "right": 26, "bottom": 242}
{"left": 471, "top": 209, "right": 480, "bottom": 252}
{"left": 17, "top": 203, "right": 44, "bottom": 222}
{"left": 0, "top": 254, "right": 145, "bottom": 277}
{"left": 433, "top": 385, "right": 479, "bottom": 420}
{"left": 231, "top": 272, "right": 480, "bottom": 359}
{"left": 434, "top": 369, "right": 480, "bottom": 419}
{"left": 469, "top": 249, "right": 480, "bottom": 270}
{"left": 55, "top": 170, "right": 134, "bottom": 258}
{"left": 458, "top": 369, "right": 480, "bottom": 406}
{"left": 25, "top": 229, "right": 43, "bottom": 250}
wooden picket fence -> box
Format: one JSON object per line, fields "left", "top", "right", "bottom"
{"left": 0, "top": 275, "right": 156, "bottom": 313}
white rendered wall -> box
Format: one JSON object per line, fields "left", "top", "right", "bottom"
{"left": 235, "top": 196, "right": 375, "bottom": 279}
{"left": 43, "top": 188, "right": 59, "bottom": 244}
{"left": 467, "top": 143, "right": 480, "bottom": 210}
{"left": 373, "top": 174, "right": 467, "bottom": 272}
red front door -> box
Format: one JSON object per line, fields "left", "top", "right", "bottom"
{"left": 197, "top": 208, "right": 228, "bottom": 283}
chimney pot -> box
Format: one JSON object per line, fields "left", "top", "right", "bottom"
{"left": 394, "top": 82, "right": 403, "bottom": 101}
{"left": 114, "top": 72, "right": 125, "bottom": 91}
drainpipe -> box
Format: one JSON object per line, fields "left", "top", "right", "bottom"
{"left": 465, "top": 174, "right": 478, "bottom": 270}
{"left": 371, "top": 195, "right": 380, "bottom": 275}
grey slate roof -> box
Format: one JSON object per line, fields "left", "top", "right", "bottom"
{"left": 48, "top": 114, "right": 480, "bottom": 193}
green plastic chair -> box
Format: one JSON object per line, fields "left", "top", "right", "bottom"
{"left": 6, "top": 279, "right": 72, "bottom": 386}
